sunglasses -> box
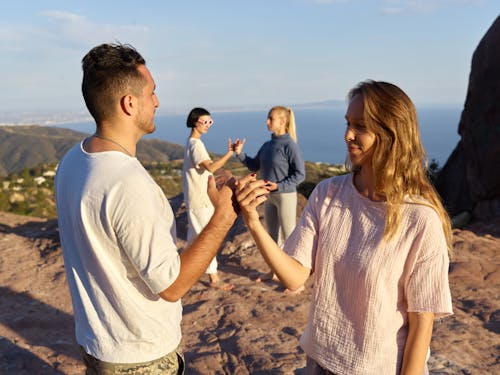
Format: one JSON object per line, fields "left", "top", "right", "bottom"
{"left": 197, "top": 119, "right": 214, "bottom": 126}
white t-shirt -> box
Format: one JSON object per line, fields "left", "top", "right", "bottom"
{"left": 182, "top": 137, "right": 213, "bottom": 210}
{"left": 55, "top": 142, "right": 182, "bottom": 363}
{"left": 285, "top": 173, "right": 453, "bottom": 375}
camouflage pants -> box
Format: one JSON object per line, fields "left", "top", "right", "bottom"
{"left": 305, "top": 356, "right": 337, "bottom": 375}
{"left": 80, "top": 346, "right": 185, "bottom": 375}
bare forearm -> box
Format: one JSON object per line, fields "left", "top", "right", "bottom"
{"left": 205, "top": 151, "right": 233, "bottom": 173}
{"left": 246, "top": 218, "right": 309, "bottom": 290}
{"left": 160, "top": 209, "right": 234, "bottom": 301}
{"left": 401, "top": 312, "right": 434, "bottom": 375}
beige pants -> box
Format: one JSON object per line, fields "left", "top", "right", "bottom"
{"left": 265, "top": 192, "right": 297, "bottom": 245}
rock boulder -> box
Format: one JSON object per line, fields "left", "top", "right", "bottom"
{"left": 435, "top": 16, "right": 500, "bottom": 220}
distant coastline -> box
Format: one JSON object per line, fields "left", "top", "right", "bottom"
{"left": 1, "top": 102, "right": 462, "bottom": 166}
{"left": 0, "top": 111, "right": 93, "bottom": 126}
{"left": 0, "top": 99, "right": 461, "bottom": 126}
{"left": 22, "top": 107, "right": 459, "bottom": 166}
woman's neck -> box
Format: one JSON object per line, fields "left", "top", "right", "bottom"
{"left": 273, "top": 130, "right": 287, "bottom": 137}
{"left": 190, "top": 129, "right": 201, "bottom": 139}
{"left": 354, "top": 168, "right": 385, "bottom": 202}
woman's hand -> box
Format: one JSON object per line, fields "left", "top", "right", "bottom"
{"left": 264, "top": 181, "right": 278, "bottom": 192}
{"left": 226, "top": 138, "right": 234, "bottom": 154}
{"left": 232, "top": 138, "right": 246, "bottom": 155}
{"left": 235, "top": 173, "right": 270, "bottom": 223}
{"left": 235, "top": 174, "right": 311, "bottom": 291}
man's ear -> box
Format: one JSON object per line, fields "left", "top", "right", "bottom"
{"left": 120, "top": 94, "right": 135, "bottom": 116}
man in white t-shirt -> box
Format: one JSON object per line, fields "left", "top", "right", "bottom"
{"left": 55, "top": 43, "right": 238, "bottom": 374}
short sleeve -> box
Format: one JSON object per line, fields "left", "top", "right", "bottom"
{"left": 284, "top": 179, "right": 330, "bottom": 271}
{"left": 405, "top": 210, "right": 453, "bottom": 318}
{"left": 111, "top": 175, "right": 181, "bottom": 294}
{"left": 190, "top": 139, "right": 211, "bottom": 167}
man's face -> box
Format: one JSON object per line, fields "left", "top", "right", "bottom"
{"left": 135, "top": 65, "right": 159, "bottom": 135}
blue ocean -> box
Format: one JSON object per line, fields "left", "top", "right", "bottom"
{"left": 57, "top": 106, "right": 462, "bottom": 166}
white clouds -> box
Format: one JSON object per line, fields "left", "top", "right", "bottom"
{"left": 382, "top": 0, "right": 486, "bottom": 14}
{"left": 306, "top": 0, "right": 485, "bottom": 14}
{"left": 40, "top": 10, "right": 150, "bottom": 48}
{"left": 41, "top": 10, "right": 85, "bottom": 23}
{"left": 0, "top": 2, "right": 493, "bottom": 112}
{"left": 0, "top": 10, "right": 154, "bottom": 111}
{"left": 382, "top": 1, "right": 437, "bottom": 14}
{"left": 1, "top": 10, "right": 150, "bottom": 54}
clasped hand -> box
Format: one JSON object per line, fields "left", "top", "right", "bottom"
{"left": 208, "top": 171, "right": 272, "bottom": 223}
{"left": 229, "top": 138, "right": 246, "bottom": 155}
{"left": 207, "top": 170, "right": 238, "bottom": 219}
{"left": 234, "top": 173, "right": 273, "bottom": 223}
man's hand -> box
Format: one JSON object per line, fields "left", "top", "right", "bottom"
{"left": 213, "top": 169, "right": 234, "bottom": 190}
{"left": 207, "top": 173, "right": 238, "bottom": 223}
{"left": 160, "top": 171, "right": 238, "bottom": 302}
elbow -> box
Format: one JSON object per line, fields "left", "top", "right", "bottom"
{"left": 204, "top": 164, "right": 217, "bottom": 174}
{"left": 161, "top": 295, "right": 181, "bottom": 303}
{"left": 298, "top": 168, "right": 306, "bottom": 181}
{"left": 158, "top": 288, "right": 183, "bottom": 303}
{"left": 286, "top": 283, "right": 303, "bottom": 292}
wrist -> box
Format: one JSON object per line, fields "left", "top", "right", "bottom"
{"left": 245, "top": 215, "right": 262, "bottom": 230}
{"left": 212, "top": 206, "right": 237, "bottom": 228}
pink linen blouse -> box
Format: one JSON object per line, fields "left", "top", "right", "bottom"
{"left": 284, "top": 173, "right": 453, "bottom": 375}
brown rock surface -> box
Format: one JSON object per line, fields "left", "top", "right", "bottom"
{"left": 0, "top": 210, "right": 498, "bottom": 374}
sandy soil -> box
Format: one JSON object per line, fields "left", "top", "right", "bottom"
{"left": 0, "top": 208, "right": 498, "bottom": 374}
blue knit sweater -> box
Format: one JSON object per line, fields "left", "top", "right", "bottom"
{"left": 237, "top": 133, "right": 305, "bottom": 193}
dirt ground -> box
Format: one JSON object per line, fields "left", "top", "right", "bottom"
{"left": 0, "top": 210, "right": 498, "bottom": 374}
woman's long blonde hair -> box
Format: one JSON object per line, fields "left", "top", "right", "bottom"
{"left": 348, "top": 80, "right": 452, "bottom": 249}
{"left": 271, "top": 106, "right": 297, "bottom": 142}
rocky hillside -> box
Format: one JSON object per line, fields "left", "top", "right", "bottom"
{"left": 0, "top": 153, "right": 345, "bottom": 219}
{"left": 0, "top": 209, "right": 498, "bottom": 374}
{"left": 0, "top": 125, "right": 185, "bottom": 176}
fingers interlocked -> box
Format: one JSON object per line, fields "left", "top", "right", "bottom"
{"left": 235, "top": 174, "right": 270, "bottom": 211}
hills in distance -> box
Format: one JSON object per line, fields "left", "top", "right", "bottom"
{"left": 0, "top": 125, "right": 185, "bottom": 176}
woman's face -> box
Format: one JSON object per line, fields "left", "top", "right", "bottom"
{"left": 344, "top": 94, "right": 376, "bottom": 168}
{"left": 194, "top": 115, "right": 213, "bottom": 134}
{"left": 266, "top": 110, "right": 285, "bottom": 134}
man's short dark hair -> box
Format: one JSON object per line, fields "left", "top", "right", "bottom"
{"left": 186, "top": 107, "right": 210, "bottom": 128}
{"left": 82, "top": 43, "right": 146, "bottom": 123}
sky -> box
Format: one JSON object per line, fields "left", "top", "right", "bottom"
{"left": 0, "top": 0, "right": 498, "bottom": 116}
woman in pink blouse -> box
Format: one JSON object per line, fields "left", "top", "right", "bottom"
{"left": 236, "top": 80, "right": 453, "bottom": 374}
